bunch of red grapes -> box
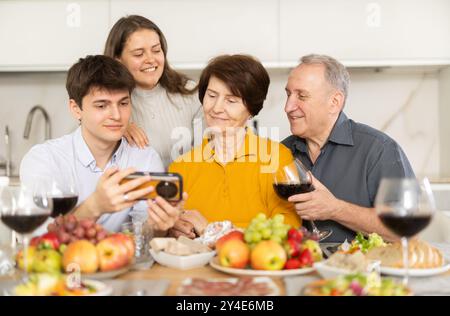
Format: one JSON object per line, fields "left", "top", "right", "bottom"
{"left": 47, "top": 214, "right": 109, "bottom": 245}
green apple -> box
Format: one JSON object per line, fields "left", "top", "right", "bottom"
{"left": 16, "top": 246, "right": 36, "bottom": 272}
{"left": 302, "top": 240, "right": 323, "bottom": 262}
{"left": 32, "top": 249, "right": 62, "bottom": 273}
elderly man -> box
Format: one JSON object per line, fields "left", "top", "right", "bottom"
{"left": 282, "top": 54, "right": 415, "bottom": 243}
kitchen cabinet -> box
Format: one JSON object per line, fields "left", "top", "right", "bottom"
{"left": 0, "top": 0, "right": 110, "bottom": 71}
{"left": 279, "top": 0, "right": 450, "bottom": 66}
{"left": 1, "top": 0, "right": 449, "bottom": 71}
{"left": 109, "top": 0, "right": 279, "bottom": 66}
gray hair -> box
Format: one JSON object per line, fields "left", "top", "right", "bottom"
{"left": 300, "top": 54, "right": 350, "bottom": 104}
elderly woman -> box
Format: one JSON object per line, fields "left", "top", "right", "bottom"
{"left": 167, "top": 55, "right": 301, "bottom": 238}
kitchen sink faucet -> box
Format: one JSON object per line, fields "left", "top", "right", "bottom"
{"left": 23, "top": 105, "right": 52, "bottom": 140}
{"left": 0, "top": 125, "right": 11, "bottom": 176}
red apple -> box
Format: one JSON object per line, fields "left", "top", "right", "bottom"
{"left": 62, "top": 240, "right": 99, "bottom": 273}
{"left": 251, "top": 240, "right": 287, "bottom": 270}
{"left": 215, "top": 230, "right": 244, "bottom": 251}
{"left": 109, "top": 233, "right": 135, "bottom": 263}
{"left": 218, "top": 239, "right": 250, "bottom": 269}
{"left": 96, "top": 236, "right": 129, "bottom": 271}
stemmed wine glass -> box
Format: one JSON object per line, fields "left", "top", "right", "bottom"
{"left": 375, "top": 177, "right": 436, "bottom": 286}
{"left": 44, "top": 176, "right": 79, "bottom": 218}
{"left": 0, "top": 184, "right": 52, "bottom": 281}
{"left": 273, "top": 158, "right": 332, "bottom": 241}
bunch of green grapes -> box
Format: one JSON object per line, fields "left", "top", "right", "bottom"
{"left": 244, "top": 213, "right": 291, "bottom": 247}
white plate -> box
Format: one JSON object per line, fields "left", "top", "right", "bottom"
{"left": 178, "top": 277, "right": 280, "bottom": 296}
{"left": 81, "top": 265, "right": 131, "bottom": 280}
{"left": 150, "top": 249, "right": 216, "bottom": 270}
{"left": 82, "top": 279, "right": 113, "bottom": 296}
{"left": 3, "top": 279, "right": 113, "bottom": 296}
{"left": 209, "top": 257, "right": 315, "bottom": 277}
{"left": 380, "top": 261, "right": 450, "bottom": 277}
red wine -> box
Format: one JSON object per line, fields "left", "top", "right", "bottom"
{"left": 273, "top": 183, "right": 314, "bottom": 200}
{"left": 1, "top": 213, "right": 50, "bottom": 234}
{"left": 51, "top": 195, "right": 78, "bottom": 217}
{"left": 379, "top": 214, "right": 431, "bottom": 237}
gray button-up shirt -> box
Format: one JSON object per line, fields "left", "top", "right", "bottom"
{"left": 20, "top": 127, "right": 164, "bottom": 233}
{"left": 282, "top": 112, "right": 415, "bottom": 242}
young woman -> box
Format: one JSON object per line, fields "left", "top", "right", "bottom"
{"left": 104, "top": 15, "right": 202, "bottom": 168}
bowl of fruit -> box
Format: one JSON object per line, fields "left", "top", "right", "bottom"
{"left": 210, "top": 213, "right": 323, "bottom": 276}
{"left": 16, "top": 215, "right": 135, "bottom": 279}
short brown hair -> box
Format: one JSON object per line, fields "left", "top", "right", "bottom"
{"left": 104, "top": 15, "right": 195, "bottom": 96}
{"left": 198, "top": 55, "right": 270, "bottom": 116}
{"left": 66, "top": 55, "right": 135, "bottom": 108}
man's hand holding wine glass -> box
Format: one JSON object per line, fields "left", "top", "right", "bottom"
{"left": 288, "top": 174, "right": 344, "bottom": 221}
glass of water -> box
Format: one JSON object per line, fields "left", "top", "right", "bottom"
{"left": 121, "top": 219, "right": 154, "bottom": 269}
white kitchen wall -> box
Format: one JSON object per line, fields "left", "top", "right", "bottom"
{"left": 0, "top": 67, "right": 444, "bottom": 179}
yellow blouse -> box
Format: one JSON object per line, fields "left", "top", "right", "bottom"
{"left": 169, "top": 130, "right": 301, "bottom": 229}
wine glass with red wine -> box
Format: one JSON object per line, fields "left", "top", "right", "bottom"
{"left": 273, "top": 158, "right": 332, "bottom": 241}
{"left": 45, "top": 176, "right": 79, "bottom": 218}
{"left": 375, "top": 177, "right": 435, "bottom": 286}
{"left": 33, "top": 175, "right": 78, "bottom": 218}
{"left": 0, "top": 185, "right": 52, "bottom": 280}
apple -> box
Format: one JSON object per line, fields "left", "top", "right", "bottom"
{"left": 250, "top": 240, "right": 287, "bottom": 270}
{"left": 16, "top": 246, "right": 36, "bottom": 272}
{"left": 62, "top": 240, "right": 99, "bottom": 273}
{"left": 218, "top": 239, "right": 250, "bottom": 269}
{"left": 96, "top": 236, "right": 129, "bottom": 272}
{"left": 32, "top": 249, "right": 62, "bottom": 273}
{"left": 215, "top": 230, "right": 244, "bottom": 251}
{"left": 109, "top": 233, "right": 135, "bottom": 263}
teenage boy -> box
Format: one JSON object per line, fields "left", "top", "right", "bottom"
{"left": 20, "top": 55, "right": 181, "bottom": 233}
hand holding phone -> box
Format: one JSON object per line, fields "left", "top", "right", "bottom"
{"left": 120, "top": 172, "right": 183, "bottom": 202}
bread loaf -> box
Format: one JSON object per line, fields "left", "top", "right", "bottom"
{"left": 366, "top": 240, "right": 444, "bottom": 269}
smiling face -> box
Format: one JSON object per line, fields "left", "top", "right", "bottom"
{"left": 118, "top": 28, "right": 165, "bottom": 90}
{"left": 202, "top": 76, "right": 251, "bottom": 133}
{"left": 70, "top": 87, "right": 131, "bottom": 145}
{"left": 284, "top": 64, "right": 339, "bottom": 139}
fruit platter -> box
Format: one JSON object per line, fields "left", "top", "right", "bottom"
{"left": 16, "top": 215, "right": 135, "bottom": 278}
{"left": 210, "top": 213, "right": 323, "bottom": 276}
{"left": 302, "top": 273, "right": 411, "bottom": 296}
{"left": 7, "top": 273, "right": 112, "bottom": 296}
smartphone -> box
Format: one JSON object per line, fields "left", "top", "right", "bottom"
{"left": 120, "top": 172, "right": 183, "bottom": 202}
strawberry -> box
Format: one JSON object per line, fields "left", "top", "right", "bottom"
{"left": 298, "top": 248, "right": 313, "bottom": 268}
{"left": 287, "top": 228, "right": 303, "bottom": 243}
{"left": 285, "top": 239, "right": 300, "bottom": 258}
{"left": 284, "top": 258, "right": 301, "bottom": 269}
